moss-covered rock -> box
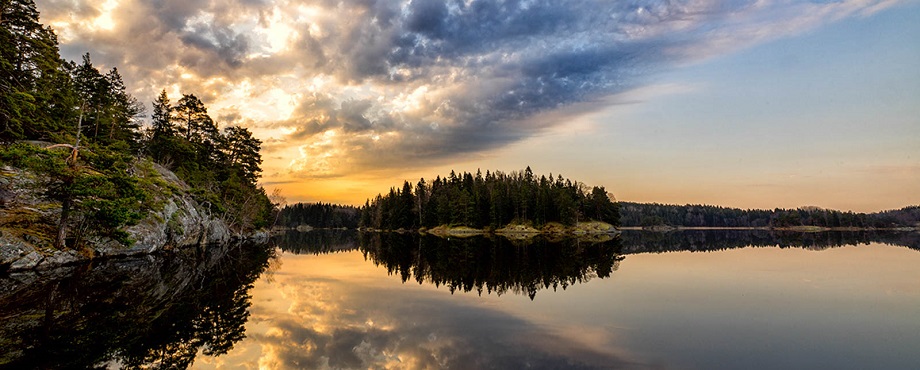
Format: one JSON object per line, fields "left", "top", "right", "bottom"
{"left": 1, "top": 160, "right": 240, "bottom": 271}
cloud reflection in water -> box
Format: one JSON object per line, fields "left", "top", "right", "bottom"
{"left": 230, "top": 250, "right": 639, "bottom": 370}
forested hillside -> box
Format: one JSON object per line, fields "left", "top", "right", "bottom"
{"left": 0, "top": 0, "right": 273, "bottom": 250}
{"left": 358, "top": 167, "right": 619, "bottom": 230}
{"left": 619, "top": 202, "right": 920, "bottom": 229}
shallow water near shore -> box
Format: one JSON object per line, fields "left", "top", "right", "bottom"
{"left": 2, "top": 230, "right": 919, "bottom": 369}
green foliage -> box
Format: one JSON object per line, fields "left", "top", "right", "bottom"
{"left": 75, "top": 148, "right": 147, "bottom": 244}
{"left": 132, "top": 159, "right": 174, "bottom": 208}
{"left": 70, "top": 54, "right": 144, "bottom": 148}
{"left": 174, "top": 93, "right": 218, "bottom": 144}
{"left": 0, "top": 143, "right": 149, "bottom": 247}
{"left": 147, "top": 89, "right": 179, "bottom": 163}
{"left": 142, "top": 90, "right": 273, "bottom": 232}
{"left": 1, "top": 0, "right": 79, "bottom": 143}
{"left": 221, "top": 125, "right": 263, "bottom": 184}
{"left": 360, "top": 167, "right": 620, "bottom": 230}
{"left": 2, "top": 2, "right": 141, "bottom": 144}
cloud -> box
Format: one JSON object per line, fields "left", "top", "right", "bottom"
{"left": 35, "top": 0, "right": 904, "bottom": 178}
{"left": 244, "top": 275, "right": 641, "bottom": 369}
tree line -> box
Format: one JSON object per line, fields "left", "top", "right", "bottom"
{"left": 275, "top": 202, "right": 360, "bottom": 229}
{"left": 619, "top": 202, "right": 920, "bottom": 229}
{"left": 358, "top": 167, "right": 619, "bottom": 230}
{"left": 1, "top": 0, "right": 272, "bottom": 249}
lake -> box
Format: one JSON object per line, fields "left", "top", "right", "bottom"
{"left": 1, "top": 230, "right": 918, "bottom": 369}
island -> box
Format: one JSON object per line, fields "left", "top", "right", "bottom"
{"left": 277, "top": 167, "right": 621, "bottom": 238}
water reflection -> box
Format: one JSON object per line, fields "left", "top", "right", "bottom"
{"left": 0, "top": 243, "right": 275, "bottom": 369}
{"left": 363, "top": 233, "right": 623, "bottom": 299}
{"left": 1, "top": 230, "right": 918, "bottom": 369}
{"left": 276, "top": 229, "right": 920, "bottom": 257}
{"left": 617, "top": 229, "right": 920, "bottom": 253}
{"left": 243, "top": 230, "right": 920, "bottom": 370}
{"left": 274, "top": 229, "right": 920, "bottom": 299}
{"left": 231, "top": 250, "right": 637, "bottom": 369}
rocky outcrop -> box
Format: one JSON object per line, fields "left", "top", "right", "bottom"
{"left": 0, "top": 162, "right": 259, "bottom": 272}
{"left": 96, "top": 191, "right": 232, "bottom": 257}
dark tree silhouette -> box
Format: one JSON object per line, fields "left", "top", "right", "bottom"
{"left": 359, "top": 168, "right": 620, "bottom": 230}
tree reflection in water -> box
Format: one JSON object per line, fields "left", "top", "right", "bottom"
{"left": 616, "top": 229, "right": 920, "bottom": 253}
{"left": 361, "top": 233, "right": 624, "bottom": 300}
{"left": 0, "top": 243, "right": 276, "bottom": 369}
{"left": 2, "top": 229, "right": 916, "bottom": 368}
{"left": 275, "top": 230, "right": 626, "bottom": 300}
{"left": 274, "top": 228, "right": 920, "bottom": 300}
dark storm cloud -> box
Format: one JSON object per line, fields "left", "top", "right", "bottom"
{"left": 275, "top": 0, "right": 694, "bottom": 175}
{"left": 179, "top": 23, "right": 250, "bottom": 67}
{"left": 328, "top": 0, "right": 595, "bottom": 82}
{"left": 290, "top": 3, "right": 709, "bottom": 150}
{"left": 406, "top": 0, "right": 449, "bottom": 37}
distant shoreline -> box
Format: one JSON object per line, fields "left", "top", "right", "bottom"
{"left": 272, "top": 224, "right": 919, "bottom": 235}
{"left": 273, "top": 221, "right": 619, "bottom": 237}
{"left": 619, "top": 226, "right": 919, "bottom": 232}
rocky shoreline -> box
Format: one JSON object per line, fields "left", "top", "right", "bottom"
{"left": 0, "top": 163, "right": 269, "bottom": 272}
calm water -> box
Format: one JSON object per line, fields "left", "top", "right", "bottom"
{"left": 1, "top": 230, "right": 918, "bottom": 369}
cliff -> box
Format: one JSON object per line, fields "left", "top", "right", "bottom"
{"left": 0, "top": 160, "right": 264, "bottom": 272}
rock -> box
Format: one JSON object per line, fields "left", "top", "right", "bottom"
{"left": 0, "top": 237, "right": 30, "bottom": 267}
{"left": 573, "top": 221, "right": 618, "bottom": 234}
{"left": 10, "top": 251, "right": 42, "bottom": 270}
{"left": 246, "top": 230, "right": 270, "bottom": 243}
{"left": 36, "top": 250, "right": 80, "bottom": 269}
{"left": 0, "top": 159, "right": 267, "bottom": 271}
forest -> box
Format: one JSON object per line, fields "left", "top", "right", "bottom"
{"left": 279, "top": 195, "right": 920, "bottom": 231}
{"left": 619, "top": 202, "right": 920, "bottom": 229}
{"left": 357, "top": 167, "right": 619, "bottom": 230}
{"left": 275, "top": 203, "right": 360, "bottom": 229}
{"left": 1, "top": 0, "right": 273, "bottom": 248}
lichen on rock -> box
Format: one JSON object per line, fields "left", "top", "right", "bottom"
{"left": 1, "top": 161, "right": 248, "bottom": 271}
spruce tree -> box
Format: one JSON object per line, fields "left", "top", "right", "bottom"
{"left": 1, "top": 0, "right": 75, "bottom": 141}
{"left": 221, "top": 126, "right": 263, "bottom": 183}
{"left": 174, "top": 93, "right": 216, "bottom": 143}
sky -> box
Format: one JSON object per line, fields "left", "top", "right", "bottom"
{"left": 33, "top": 0, "right": 920, "bottom": 212}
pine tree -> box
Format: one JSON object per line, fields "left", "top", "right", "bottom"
{"left": 221, "top": 125, "right": 263, "bottom": 183}
{"left": 174, "top": 93, "right": 217, "bottom": 143}
{"left": 102, "top": 67, "right": 143, "bottom": 147}
{"left": 150, "top": 90, "right": 174, "bottom": 135}
{"left": 71, "top": 53, "right": 110, "bottom": 138}
{"left": 1, "top": 0, "right": 75, "bottom": 141}
{"left": 147, "top": 89, "right": 177, "bottom": 162}
{"left": 415, "top": 178, "right": 427, "bottom": 227}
